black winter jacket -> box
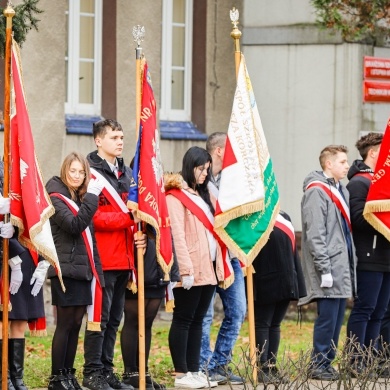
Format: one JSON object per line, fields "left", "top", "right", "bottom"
{"left": 46, "top": 176, "right": 104, "bottom": 285}
{"left": 347, "top": 160, "right": 390, "bottom": 272}
{"left": 252, "top": 211, "right": 306, "bottom": 305}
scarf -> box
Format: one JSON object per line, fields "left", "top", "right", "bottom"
{"left": 167, "top": 188, "right": 234, "bottom": 288}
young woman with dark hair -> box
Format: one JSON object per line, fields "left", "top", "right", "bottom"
{"left": 164, "top": 146, "right": 223, "bottom": 389}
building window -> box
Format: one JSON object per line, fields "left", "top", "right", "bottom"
{"left": 161, "top": 0, "right": 193, "bottom": 122}
{"left": 65, "top": 0, "right": 102, "bottom": 117}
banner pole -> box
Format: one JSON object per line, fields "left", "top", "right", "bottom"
{"left": 230, "top": 8, "right": 258, "bottom": 385}
{"left": 230, "top": 8, "right": 242, "bottom": 79}
{"left": 133, "top": 25, "right": 146, "bottom": 390}
{"left": 2, "top": 5, "right": 15, "bottom": 390}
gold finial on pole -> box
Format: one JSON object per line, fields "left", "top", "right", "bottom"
{"left": 230, "top": 7, "right": 242, "bottom": 78}
{"left": 4, "top": 2, "right": 15, "bottom": 21}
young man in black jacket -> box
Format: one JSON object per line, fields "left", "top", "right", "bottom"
{"left": 346, "top": 132, "right": 390, "bottom": 375}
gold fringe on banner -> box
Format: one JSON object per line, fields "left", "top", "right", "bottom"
{"left": 214, "top": 200, "right": 264, "bottom": 229}
{"left": 364, "top": 200, "right": 390, "bottom": 213}
{"left": 214, "top": 202, "right": 280, "bottom": 266}
{"left": 127, "top": 199, "right": 174, "bottom": 280}
{"left": 219, "top": 273, "right": 235, "bottom": 289}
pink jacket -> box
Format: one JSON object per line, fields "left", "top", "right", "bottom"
{"left": 165, "top": 174, "right": 219, "bottom": 287}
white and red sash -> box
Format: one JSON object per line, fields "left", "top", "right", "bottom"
{"left": 275, "top": 213, "right": 295, "bottom": 251}
{"left": 306, "top": 180, "right": 351, "bottom": 231}
{"left": 167, "top": 188, "right": 234, "bottom": 288}
{"left": 90, "top": 167, "right": 129, "bottom": 213}
{"left": 50, "top": 193, "right": 102, "bottom": 331}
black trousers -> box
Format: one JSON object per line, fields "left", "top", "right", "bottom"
{"left": 169, "top": 285, "right": 215, "bottom": 373}
{"left": 83, "top": 270, "right": 129, "bottom": 374}
{"left": 254, "top": 300, "right": 290, "bottom": 365}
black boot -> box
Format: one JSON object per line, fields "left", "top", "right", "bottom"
{"left": 67, "top": 368, "right": 81, "bottom": 390}
{"left": 146, "top": 372, "right": 166, "bottom": 389}
{"left": 9, "top": 339, "right": 27, "bottom": 390}
{"left": 48, "top": 369, "right": 73, "bottom": 390}
{"left": 122, "top": 371, "right": 152, "bottom": 389}
{"left": 258, "top": 364, "right": 273, "bottom": 384}
{"left": 0, "top": 339, "right": 16, "bottom": 390}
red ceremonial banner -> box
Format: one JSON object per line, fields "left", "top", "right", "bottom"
{"left": 127, "top": 61, "right": 173, "bottom": 276}
{"left": 9, "top": 40, "right": 63, "bottom": 286}
{"left": 363, "top": 118, "right": 390, "bottom": 242}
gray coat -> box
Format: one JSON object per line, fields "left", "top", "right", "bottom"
{"left": 298, "top": 171, "right": 357, "bottom": 306}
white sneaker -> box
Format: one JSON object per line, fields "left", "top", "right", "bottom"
{"left": 192, "top": 372, "right": 218, "bottom": 388}
{"left": 174, "top": 372, "right": 205, "bottom": 389}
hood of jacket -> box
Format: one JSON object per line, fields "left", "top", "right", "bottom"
{"left": 347, "top": 159, "right": 373, "bottom": 181}
{"left": 46, "top": 176, "right": 72, "bottom": 197}
{"left": 302, "top": 170, "right": 336, "bottom": 192}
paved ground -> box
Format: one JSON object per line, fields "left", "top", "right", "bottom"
{"left": 172, "top": 380, "right": 390, "bottom": 389}
{"left": 32, "top": 382, "right": 390, "bottom": 390}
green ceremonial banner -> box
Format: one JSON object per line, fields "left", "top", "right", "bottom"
{"left": 214, "top": 54, "right": 280, "bottom": 265}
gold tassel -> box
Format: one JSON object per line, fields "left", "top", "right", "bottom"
{"left": 127, "top": 280, "right": 138, "bottom": 294}
{"left": 29, "top": 329, "right": 47, "bottom": 337}
{"left": 87, "top": 321, "right": 101, "bottom": 331}
{"left": 165, "top": 299, "right": 175, "bottom": 313}
{"left": 0, "top": 303, "right": 13, "bottom": 311}
{"left": 219, "top": 273, "right": 235, "bottom": 290}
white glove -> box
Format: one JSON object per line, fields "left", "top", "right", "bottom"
{"left": 0, "top": 221, "right": 15, "bottom": 239}
{"left": 181, "top": 275, "right": 194, "bottom": 290}
{"left": 9, "top": 256, "right": 23, "bottom": 295}
{"left": 0, "top": 196, "right": 10, "bottom": 215}
{"left": 87, "top": 178, "right": 104, "bottom": 196}
{"left": 30, "top": 260, "right": 50, "bottom": 296}
{"left": 320, "top": 273, "right": 333, "bottom": 288}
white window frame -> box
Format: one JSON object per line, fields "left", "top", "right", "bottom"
{"left": 65, "top": 0, "right": 103, "bottom": 116}
{"left": 160, "top": 0, "right": 193, "bottom": 121}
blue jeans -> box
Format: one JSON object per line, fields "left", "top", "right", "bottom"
{"left": 347, "top": 270, "right": 390, "bottom": 350}
{"left": 312, "top": 298, "right": 346, "bottom": 368}
{"left": 200, "top": 259, "right": 246, "bottom": 370}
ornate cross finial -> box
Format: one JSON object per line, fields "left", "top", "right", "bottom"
{"left": 132, "top": 25, "right": 145, "bottom": 47}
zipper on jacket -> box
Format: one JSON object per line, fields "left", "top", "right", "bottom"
{"left": 373, "top": 235, "right": 377, "bottom": 250}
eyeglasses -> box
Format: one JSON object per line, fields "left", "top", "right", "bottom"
{"left": 68, "top": 170, "right": 86, "bottom": 178}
